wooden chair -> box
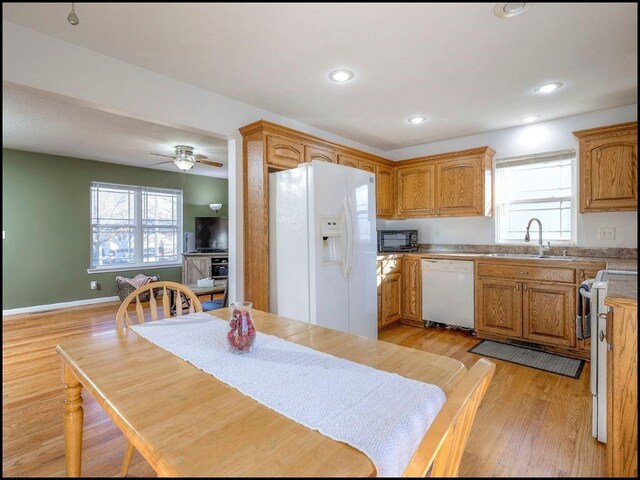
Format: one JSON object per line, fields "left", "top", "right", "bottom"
{"left": 403, "top": 358, "right": 496, "bottom": 477}
{"left": 114, "top": 281, "right": 203, "bottom": 476}
{"left": 115, "top": 281, "right": 203, "bottom": 330}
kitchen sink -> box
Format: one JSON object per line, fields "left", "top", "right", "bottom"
{"left": 486, "top": 253, "right": 577, "bottom": 261}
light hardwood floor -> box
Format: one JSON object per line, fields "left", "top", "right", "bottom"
{"left": 2, "top": 302, "right": 604, "bottom": 477}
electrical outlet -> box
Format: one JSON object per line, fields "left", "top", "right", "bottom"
{"left": 598, "top": 227, "right": 615, "bottom": 240}
{"left": 90, "top": 281, "right": 98, "bottom": 290}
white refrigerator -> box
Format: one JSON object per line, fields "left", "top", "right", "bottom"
{"left": 269, "top": 161, "right": 378, "bottom": 339}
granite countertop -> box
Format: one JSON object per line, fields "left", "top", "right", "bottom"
{"left": 605, "top": 278, "right": 638, "bottom": 308}
{"left": 377, "top": 251, "right": 638, "bottom": 271}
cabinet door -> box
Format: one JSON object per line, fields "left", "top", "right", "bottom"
{"left": 581, "top": 132, "right": 637, "bottom": 212}
{"left": 267, "top": 135, "right": 304, "bottom": 170}
{"left": 337, "top": 154, "right": 360, "bottom": 169}
{"left": 304, "top": 145, "right": 336, "bottom": 164}
{"left": 436, "top": 156, "right": 483, "bottom": 216}
{"left": 358, "top": 159, "right": 377, "bottom": 174}
{"left": 396, "top": 164, "right": 436, "bottom": 217}
{"left": 476, "top": 278, "right": 522, "bottom": 338}
{"left": 523, "top": 282, "right": 576, "bottom": 348}
{"left": 402, "top": 256, "right": 422, "bottom": 322}
{"left": 184, "top": 257, "right": 211, "bottom": 284}
{"left": 375, "top": 164, "right": 395, "bottom": 218}
{"left": 381, "top": 272, "right": 402, "bottom": 327}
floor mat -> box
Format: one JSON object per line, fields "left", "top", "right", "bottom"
{"left": 469, "top": 339, "right": 585, "bottom": 379}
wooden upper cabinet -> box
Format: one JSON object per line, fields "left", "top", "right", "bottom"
{"left": 574, "top": 122, "right": 638, "bottom": 212}
{"left": 358, "top": 159, "right": 377, "bottom": 174}
{"left": 396, "top": 164, "right": 436, "bottom": 217}
{"left": 375, "top": 164, "right": 395, "bottom": 218}
{"left": 337, "top": 154, "right": 360, "bottom": 169}
{"left": 266, "top": 134, "right": 304, "bottom": 170}
{"left": 395, "top": 146, "right": 494, "bottom": 218}
{"left": 523, "top": 282, "right": 576, "bottom": 348}
{"left": 436, "top": 156, "right": 483, "bottom": 216}
{"left": 304, "top": 144, "right": 337, "bottom": 164}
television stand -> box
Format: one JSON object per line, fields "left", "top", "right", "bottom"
{"left": 181, "top": 252, "right": 228, "bottom": 286}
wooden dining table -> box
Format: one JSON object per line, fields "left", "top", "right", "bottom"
{"left": 56, "top": 308, "right": 467, "bottom": 477}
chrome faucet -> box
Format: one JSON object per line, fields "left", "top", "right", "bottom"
{"left": 524, "top": 217, "right": 550, "bottom": 257}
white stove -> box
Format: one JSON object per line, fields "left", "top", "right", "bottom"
{"left": 581, "top": 269, "right": 637, "bottom": 443}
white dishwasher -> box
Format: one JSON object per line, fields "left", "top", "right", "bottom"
{"left": 421, "top": 259, "right": 475, "bottom": 329}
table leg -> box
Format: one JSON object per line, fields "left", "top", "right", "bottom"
{"left": 62, "top": 363, "right": 83, "bottom": 477}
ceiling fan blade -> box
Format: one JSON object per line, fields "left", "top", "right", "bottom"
{"left": 150, "top": 152, "right": 177, "bottom": 159}
{"left": 194, "top": 154, "right": 208, "bottom": 160}
{"left": 196, "top": 159, "right": 224, "bottom": 168}
{"left": 149, "top": 160, "right": 175, "bottom": 167}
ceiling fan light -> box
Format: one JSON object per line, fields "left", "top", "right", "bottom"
{"left": 174, "top": 158, "right": 195, "bottom": 170}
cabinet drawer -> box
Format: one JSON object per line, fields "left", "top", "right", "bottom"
{"left": 477, "top": 263, "right": 575, "bottom": 283}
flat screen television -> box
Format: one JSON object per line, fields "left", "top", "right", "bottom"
{"left": 195, "top": 217, "right": 228, "bottom": 252}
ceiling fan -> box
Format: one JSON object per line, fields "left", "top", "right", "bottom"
{"left": 150, "top": 145, "right": 223, "bottom": 171}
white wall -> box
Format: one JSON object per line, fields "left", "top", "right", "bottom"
{"left": 382, "top": 105, "right": 638, "bottom": 248}
{"left": 2, "top": 21, "right": 388, "bottom": 303}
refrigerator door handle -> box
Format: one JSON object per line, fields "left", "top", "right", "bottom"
{"left": 346, "top": 197, "right": 356, "bottom": 278}
{"left": 343, "top": 197, "right": 355, "bottom": 279}
{"left": 341, "top": 198, "right": 352, "bottom": 280}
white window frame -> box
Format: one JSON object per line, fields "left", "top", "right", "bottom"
{"left": 88, "top": 182, "right": 183, "bottom": 273}
{"left": 494, "top": 150, "right": 577, "bottom": 246}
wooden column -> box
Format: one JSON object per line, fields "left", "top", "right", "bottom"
{"left": 242, "top": 129, "right": 270, "bottom": 311}
{"left": 62, "top": 363, "right": 83, "bottom": 477}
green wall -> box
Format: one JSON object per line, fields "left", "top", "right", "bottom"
{"left": 2, "top": 149, "right": 228, "bottom": 310}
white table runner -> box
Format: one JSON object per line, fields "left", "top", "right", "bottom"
{"left": 130, "top": 313, "right": 445, "bottom": 477}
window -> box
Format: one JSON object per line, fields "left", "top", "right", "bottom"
{"left": 495, "top": 150, "right": 576, "bottom": 244}
{"left": 90, "top": 182, "right": 182, "bottom": 270}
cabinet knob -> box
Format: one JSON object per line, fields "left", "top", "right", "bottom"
{"left": 587, "top": 198, "right": 591, "bottom": 206}
{"left": 524, "top": 284, "right": 528, "bottom": 291}
{"left": 516, "top": 284, "right": 520, "bottom": 291}
{"left": 516, "top": 271, "right": 529, "bottom": 275}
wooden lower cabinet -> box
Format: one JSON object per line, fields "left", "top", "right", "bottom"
{"left": 402, "top": 256, "right": 422, "bottom": 326}
{"left": 476, "top": 278, "right": 522, "bottom": 338}
{"left": 380, "top": 273, "right": 402, "bottom": 328}
{"left": 476, "top": 261, "right": 588, "bottom": 357}
{"left": 378, "top": 256, "right": 403, "bottom": 330}
{"left": 522, "top": 282, "right": 576, "bottom": 348}
{"left": 605, "top": 300, "right": 638, "bottom": 477}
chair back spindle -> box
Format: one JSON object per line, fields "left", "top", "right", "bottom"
{"left": 115, "top": 281, "right": 203, "bottom": 329}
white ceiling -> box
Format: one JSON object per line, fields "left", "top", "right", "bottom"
{"left": 2, "top": 84, "right": 229, "bottom": 177}
{"left": 2, "top": 3, "right": 637, "bottom": 151}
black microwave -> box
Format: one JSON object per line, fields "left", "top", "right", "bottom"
{"left": 377, "top": 230, "right": 419, "bottom": 252}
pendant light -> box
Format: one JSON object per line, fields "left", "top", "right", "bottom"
{"left": 67, "top": 3, "right": 79, "bottom": 26}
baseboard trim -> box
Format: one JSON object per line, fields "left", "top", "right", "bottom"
{"left": 3, "top": 296, "right": 120, "bottom": 317}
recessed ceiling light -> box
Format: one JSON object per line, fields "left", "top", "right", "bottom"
{"left": 328, "top": 69, "right": 354, "bottom": 83}
{"left": 534, "top": 81, "right": 563, "bottom": 94}
{"left": 408, "top": 115, "right": 428, "bottom": 125}
{"left": 521, "top": 115, "right": 541, "bottom": 123}
{"left": 494, "top": 3, "right": 532, "bottom": 18}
